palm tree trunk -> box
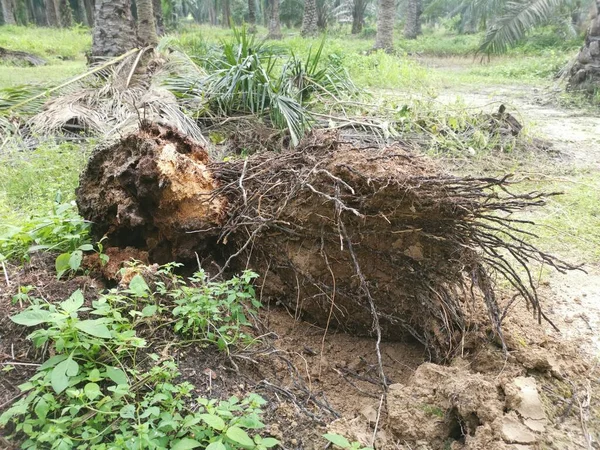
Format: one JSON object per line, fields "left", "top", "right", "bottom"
{"left": 222, "top": 0, "right": 231, "bottom": 27}
{"left": 45, "top": 0, "right": 59, "bottom": 26}
{"left": 137, "top": 0, "right": 158, "bottom": 46}
{"left": 32, "top": 0, "right": 46, "bottom": 25}
{"left": 92, "top": 0, "right": 136, "bottom": 58}
{"left": 373, "top": 0, "right": 394, "bottom": 51}
{"left": 404, "top": 0, "right": 421, "bottom": 40}
{"left": 262, "top": 0, "right": 268, "bottom": 26}
{"left": 267, "top": 0, "right": 281, "bottom": 39}
{"left": 351, "top": 0, "right": 366, "bottom": 34}
{"left": 247, "top": 0, "right": 256, "bottom": 32}
{"left": 153, "top": 0, "right": 163, "bottom": 34}
{"left": 569, "top": 0, "right": 600, "bottom": 91}
{"left": 301, "top": 0, "right": 317, "bottom": 36}
{"left": 75, "top": 0, "right": 88, "bottom": 25}
{"left": 59, "top": 0, "right": 73, "bottom": 27}
{"left": 1, "top": 0, "right": 16, "bottom": 24}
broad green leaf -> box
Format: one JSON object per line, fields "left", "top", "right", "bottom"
{"left": 38, "top": 354, "right": 68, "bottom": 371}
{"left": 75, "top": 319, "right": 111, "bottom": 339}
{"left": 206, "top": 442, "right": 226, "bottom": 450}
{"left": 60, "top": 290, "right": 84, "bottom": 314}
{"left": 261, "top": 438, "right": 280, "bottom": 448}
{"left": 87, "top": 368, "right": 102, "bottom": 382}
{"left": 323, "top": 434, "right": 351, "bottom": 448}
{"left": 69, "top": 250, "right": 83, "bottom": 270}
{"left": 199, "top": 413, "right": 225, "bottom": 431}
{"left": 171, "top": 438, "right": 202, "bottom": 450}
{"left": 105, "top": 366, "right": 128, "bottom": 386}
{"left": 119, "top": 404, "right": 135, "bottom": 419}
{"left": 34, "top": 397, "right": 49, "bottom": 420}
{"left": 51, "top": 357, "right": 79, "bottom": 394}
{"left": 226, "top": 427, "right": 254, "bottom": 447}
{"left": 84, "top": 383, "right": 101, "bottom": 400}
{"left": 55, "top": 253, "right": 71, "bottom": 277}
{"left": 141, "top": 304, "right": 157, "bottom": 317}
{"left": 129, "top": 274, "right": 149, "bottom": 297}
{"left": 79, "top": 244, "right": 94, "bottom": 251}
{"left": 10, "top": 308, "right": 51, "bottom": 326}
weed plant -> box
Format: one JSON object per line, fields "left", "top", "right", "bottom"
{"left": 1, "top": 266, "right": 275, "bottom": 450}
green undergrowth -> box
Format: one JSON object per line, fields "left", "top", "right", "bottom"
{"left": 0, "top": 139, "right": 91, "bottom": 221}
{"left": 516, "top": 173, "right": 600, "bottom": 263}
{"left": 0, "top": 25, "right": 90, "bottom": 63}
{"left": 0, "top": 265, "right": 277, "bottom": 450}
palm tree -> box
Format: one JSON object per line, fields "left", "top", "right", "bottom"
{"left": 222, "top": 0, "right": 231, "bottom": 27}
{"left": 1, "top": 0, "right": 16, "bottom": 24}
{"left": 137, "top": 0, "right": 158, "bottom": 47}
{"left": 352, "top": 0, "right": 369, "bottom": 34}
{"left": 153, "top": 0, "right": 164, "bottom": 34}
{"left": 568, "top": 0, "right": 600, "bottom": 90}
{"left": 302, "top": 0, "right": 318, "bottom": 36}
{"left": 59, "top": 0, "right": 73, "bottom": 27}
{"left": 248, "top": 0, "right": 257, "bottom": 32}
{"left": 466, "top": 0, "right": 599, "bottom": 90}
{"left": 404, "top": 0, "right": 422, "bottom": 39}
{"left": 268, "top": 0, "right": 282, "bottom": 39}
{"left": 92, "top": 0, "right": 136, "bottom": 58}
{"left": 45, "top": 0, "right": 59, "bottom": 26}
{"left": 373, "top": 0, "right": 395, "bottom": 51}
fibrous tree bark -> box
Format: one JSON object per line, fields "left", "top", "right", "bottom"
{"left": 403, "top": 0, "right": 421, "bottom": 39}
{"left": 568, "top": 0, "right": 600, "bottom": 91}
{"left": 76, "top": 0, "right": 89, "bottom": 25}
{"left": 301, "top": 0, "right": 318, "bottom": 36}
{"left": 247, "top": 0, "right": 256, "bottom": 32}
{"left": 351, "top": 0, "right": 367, "bottom": 34}
{"left": 222, "top": 0, "right": 231, "bottom": 27}
{"left": 267, "top": 0, "right": 281, "bottom": 39}
{"left": 373, "top": 0, "right": 394, "bottom": 51}
{"left": 137, "top": 0, "right": 158, "bottom": 47}
{"left": 92, "top": 0, "right": 136, "bottom": 58}
{"left": 44, "top": 0, "right": 59, "bottom": 26}
{"left": 1, "top": 0, "right": 16, "bottom": 25}
{"left": 59, "top": 0, "right": 73, "bottom": 27}
{"left": 153, "top": 0, "right": 163, "bottom": 35}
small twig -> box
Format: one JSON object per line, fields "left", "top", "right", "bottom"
{"left": 372, "top": 393, "right": 385, "bottom": 447}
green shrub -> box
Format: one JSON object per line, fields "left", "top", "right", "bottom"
{"left": 1, "top": 269, "right": 275, "bottom": 450}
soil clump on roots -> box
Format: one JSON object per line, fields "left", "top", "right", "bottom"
{"left": 76, "top": 123, "right": 573, "bottom": 361}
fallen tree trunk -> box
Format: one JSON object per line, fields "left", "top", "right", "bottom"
{"left": 0, "top": 47, "right": 46, "bottom": 66}
{"left": 76, "top": 123, "right": 573, "bottom": 360}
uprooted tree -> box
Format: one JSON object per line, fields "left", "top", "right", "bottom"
{"left": 76, "top": 123, "right": 574, "bottom": 362}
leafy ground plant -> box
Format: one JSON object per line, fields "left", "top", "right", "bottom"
{"left": 0, "top": 269, "right": 276, "bottom": 450}
{"left": 0, "top": 200, "right": 90, "bottom": 263}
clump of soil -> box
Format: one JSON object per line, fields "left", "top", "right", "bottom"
{"left": 76, "top": 124, "right": 577, "bottom": 361}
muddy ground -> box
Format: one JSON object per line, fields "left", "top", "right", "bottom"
{"left": 2, "top": 58, "right": 600, "bottom": 449}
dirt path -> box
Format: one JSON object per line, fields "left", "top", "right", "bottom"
{"left": 419, "top": 56, "right": 600, "bottom": 168}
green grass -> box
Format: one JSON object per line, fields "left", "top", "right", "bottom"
{"left": 0, "top": 25, "right": 91, "bottom": 62}
{"left": 0, "top": 140, "right": 92, "bottom": 223}
{"left": 0, "top": 25, "right": 90, "bottom": 88}
{"left": 513, "top": 174, "right": 600, "bottom": 263}
{"left": 0, "top": 60, "right": 86, "bottom": 88}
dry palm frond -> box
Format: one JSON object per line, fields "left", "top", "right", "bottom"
{"left": 23, "top": 47, "right": 208, "bottom": 145}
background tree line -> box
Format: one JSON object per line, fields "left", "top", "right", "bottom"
{"left": 1, "top": 0, "right": 599, "bottom": 90}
